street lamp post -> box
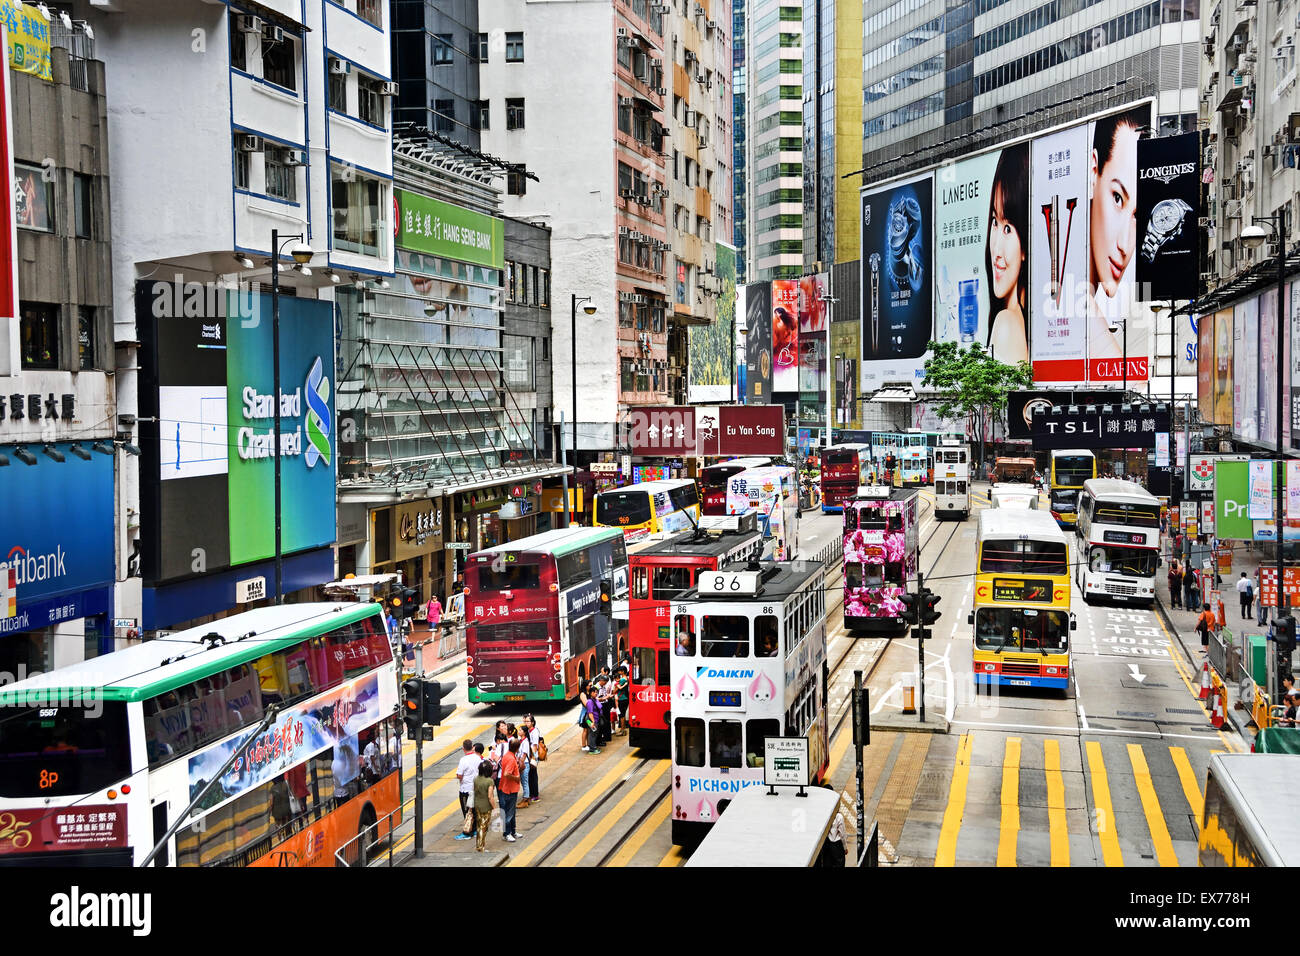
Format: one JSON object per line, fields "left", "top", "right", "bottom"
{"left": 569, "top": 294, "right": 596, "bottom": 527}
{"left": 269, "top": 228, "right": 314, "bottom": 604}
{"left": 1241, "top": 216, "right": 1289, "bottom": 617}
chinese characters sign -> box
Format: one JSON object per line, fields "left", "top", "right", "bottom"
{"left": 1028, "top": 404, "right": 1170, "bottom": 449}
{"left": 395, "top": 189, "right": 503, "bottom": 270}
{"left": 0, "top": 805, "right": 126, "bottom": 856}
{"left": 623, "top": 405, "right": 785, "bottom": 456}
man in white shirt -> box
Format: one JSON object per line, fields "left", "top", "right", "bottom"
{"left": 454, "top": 739, "right": 480, "bottom": 840}
{"left": 1236, "top": 572, "right": 1253, "bottom": 620}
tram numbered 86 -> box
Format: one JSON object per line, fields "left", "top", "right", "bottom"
{"left": 668, "top": 562, "right": 830, "bottom": 847}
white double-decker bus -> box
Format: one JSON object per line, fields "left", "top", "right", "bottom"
{"left": 932, "top": 441, "right": 970, "bottom": 520}
{"left": 1074, "top": 478, "right": 1161, "bottom": 605}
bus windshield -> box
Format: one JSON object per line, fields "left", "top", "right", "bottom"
{"left": 1095, "top": 503, "right": 1160, "bottom": 528}
{"left": 825, "top": 450, "right": 855, "bottom": 467}
{"left": 597, "top": 491, "right": 653, "bottom": 527}
{"left": 1054, "top": 456, "right": 1094, "bottom": 486}
{"left": 974, "top": 607, "right": 1069, "bottom": 653}
{"left": 1087, "top": 546, "right": 1158, "bottom": 577}
{"left": 478, "top": 560, "right": 541, "bottom": 590}
{"left": 668, "top": 484, "right": 700, "bottom": 513}
{"left": 0, "top": 703, "right": 131, "bottom": 798}
{"left": 980, "top": 539, "right": 1068, "bottom": 575}
{"left": 472, "top": 621, "right": 551, "bottom": 644}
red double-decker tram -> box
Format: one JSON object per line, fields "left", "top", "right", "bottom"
{"left": 625, "top": 514, "right": 763, "bottom": 750}
{"left": 820, "top": 444, "right": 870, "bottom": 513}
{"left": 698, "top": 458, "right": 771, "bottom": 515}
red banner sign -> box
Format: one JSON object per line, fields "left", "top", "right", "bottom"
{"left": 624, "top": 406, "right": 785, "bottom": 456}
{"left": 0, "top": 804, "right": 127, "bottom": 856}
{"left": 1259, "top": 567, "right": 1300, "bottom": 607}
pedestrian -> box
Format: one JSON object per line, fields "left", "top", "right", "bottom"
{"left": 1167, "top": 560, "right": 1182, "bottom": 609}
{"left": 1195, "top": 605, "right": 1216, "bottom": 654}
{"left": 578, "top": 681, "right": 593, "bottom": 752}
{"left": 491, "top": 729, "right": 509, "bottom": 801}
{"left": 1258, "top": 589, "right": 1270, "bottom": 625}
{"left": 498, "top": 739, "right": 522, "bottom": 842}
{"left": 515, "top": 724, "right": 532, "bottom": 807}
{"left": 615, "top": 665, "right": 630, "bottom": 736}
{"left": 1183, "top": 566, "right": 1199, "bottom": 611}
{"left": 426, "top": 594, "right": 443, "bottom": 633}
{"left": 525, "top": 714, "right": 541, "bottom": 802}
{"left": 473, "top": 759, "right": 497, "bottom": 852}
{"left": 454, "top": 739, "right": 479, "bottom": 841}
{"left": 596, "top": 670, "right": 613, "bottom": 746}
{"left": 1237, "top": 572, "right": 1251, "bottom": 620}
{"left": 583, "top": 689, "right": 602, "bottom": 755}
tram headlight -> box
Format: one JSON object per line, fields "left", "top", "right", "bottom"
{"left": 1045, "top": 667, "right": 1058, "bottom": 675}
{"left": 983, "top": 663, "right": 995, "bottom": 672}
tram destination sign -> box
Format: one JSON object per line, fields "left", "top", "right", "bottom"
{"left": 763, "top": 736, "right": 810, "bottom": 788}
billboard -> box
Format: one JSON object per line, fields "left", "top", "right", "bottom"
{"left": 1212, "top": 307, "right": 1233, "bottom": 425}
{"left": 1198, "top": 307, "right": 1214, "bottom": 421}
{"left": 771, "top": 278, "right": 799, "bottom": 391}
{"left": 1292, "top": 280, "right": 1300, "bottom": 451}
{"left": 799, "top": 274, "right": 828, "bottom": 334}
{"left": 1005, "top": 389, "right": 1120, "bottom": 440}
{"left": 687, "top": 242, "right": 737, "bottom": 403}
{"left": 860, "top": 173, "right": 933, "bottom": 390}
{"left": 744, "top": 280, "right": 771, "bottom": 404}
{"left": 1135, "top": 132, "right": 1200, "bottom": 301}
{"left": 1234, "top": 298, "right": 1259, "bottom": 443}
{"left": 623, "top": 406, "right": 785, "bottom": 456}
{"left": 139, "top": 283, "right": 337, "bottom": 582}
{"left": 834, "top": 357, "right": 857, "bottom": 424}
{"left": 1215, "top": 458, "right": 1300, "bottom": 542}
{"left": 935, "top": 144, "right": 1030, "bottom": 363}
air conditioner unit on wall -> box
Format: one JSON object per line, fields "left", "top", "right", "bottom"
{"left": 263, "top": 24, "right": 285, "bottom": 43}
{"left": 237, "top": 14, "right": 263, "bottom": 34}
{"left": 381, "top": 81, "right": 399, "bottom": 96}
{"left": 239, "top": 134, "right": 263, "bottom": 152}
{"left": 330, "top": 57, "right": 351, "bottom": 75}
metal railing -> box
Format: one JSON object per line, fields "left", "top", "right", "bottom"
{"left": 437, "top": 623, "right": 466, "bottom": 659}
{"left": 50, "top": 20, "right": 95, "bottom": 92}
{"left": 334, "top": 796, "right": 418, "bottom": 867}
{"left": 814, "top": 535, "right": 843, "bottom": 570}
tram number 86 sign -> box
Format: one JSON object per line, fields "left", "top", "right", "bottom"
{"left": 699, "top": 571, "right": 762, "bottom": 596}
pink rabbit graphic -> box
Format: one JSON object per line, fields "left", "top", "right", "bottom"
{"left": 697, "top": 797, "right": 715, "bottom": 821}
{"left": 675, "top": 673, "right": 699, "bottom": 702}
{"left": 748, "top": 672, "right": 777, "bottom": 703}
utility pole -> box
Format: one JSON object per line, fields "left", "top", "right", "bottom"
{"left": 852, "top": 670, "right": 867, "bottom": 865}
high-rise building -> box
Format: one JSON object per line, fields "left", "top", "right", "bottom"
{"left": 733, "top": 0, "right": 750, "bottom": 283}
{"left": 391, "top": 0, "right": 482, "bottom": 148}
{"left": 744, "top": 0, "right": 804, "bottom": 281}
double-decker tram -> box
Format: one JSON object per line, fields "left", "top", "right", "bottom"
{"left": 819, "top": 443, "right": 870, "bottom": 513}
{"left": 625, "top": 514, "right": 764, "bottom": 751}
{"left": 842, "top": 487, "right": 920, "bottom": 634}
{"left": 1049, "top": 449, "right": 1097, "bottom": 528}
{"left": 971, "top": 509, "right": 1076, "bottom": 692}
{"left": 668, "top": 562, "right": 829, "bottom": 845}
{"left": 0, "top": 603, "right": 402, "bottom": 867}
{"left": 932, "top": 441, "right": 970, "bottom": 520}
{"left": 1075, "top": 478, "right": 1160, "bottom": 606}
{"left": 698, "top": 458, "right": 771, "bottom": 515}
{"left": 727, "top": 465, "right": 801, "bottom": 560}
{"left": 594, "top": 479, "right": 701, "bottom": 540}
{"left": 465, "top": 527, "right": 629, "bottom": 703}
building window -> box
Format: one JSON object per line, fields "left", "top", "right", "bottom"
{"left": 476, "top": 33, "right": 489, "bottom": 61}
{"left": 229, "top": 13, "right": 248, "bottom": 71}
{"left": 260, "top": 34, "right": 297, "bottom": 91}
{"left": 20, "top": 301, "right": 58, "bottom": 369}
{"left": 264, "top": 147, "right": 297, "bottom": 201}
{"left": 507, "top": 169, "right": 527, "bottom": 195}
{"left": 477, "top": 100, "right": 490, "bottom": 130}
{"left": 359, "top": 74, "right": 385, "bottom": 126}
{"left": 73, "top": 173, "right": 94, "bottom": 239}
{"left": 433, "top": 34, "right": 454, "bottom": 64}
{"left": 78, "top": 306, "right": 95, "bottom": 371}
{"left": 329, "top": 70, "right": 347, "bottom": 112}
{"left": 332, "top": 165, "right": 385, "bottom": 257}
{"left": 506, "top": 98, "right": 525, "bottom": 130}
{"left": 506, "top": 32, "right": 524, "bottom": 62}
{"left": 14, "top": 163, "right": 53, "bottom": 232}
{"left": 540, "top": 269, "right": 550, "bottom": 306}
{"left": 434, "top": 98, "right": 455, "bottom": 133}
{"left": 356, "top": 0, "right": 382, "bottom": 27}
{"left": 233, "top": 144, "right": 250, "bottom": 189}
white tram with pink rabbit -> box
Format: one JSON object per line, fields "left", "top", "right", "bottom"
{"left": 667, "top": 561, "right": 829, "bottom": 846}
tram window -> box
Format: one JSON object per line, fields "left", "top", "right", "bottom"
{"left": 632, "top": 566, "right": 649, "bottom": 600}
{"left": 709, "top": 719, "right": 743, "bottom": 768}
{"left": 675, "top": 718, "right": 705, "bottom": 767}
{"left": 956, "top": 481, "right": 966, "bottom": 494}
{"left": 652, "top": 566, "right": 693, "bottom": 600}
{"left": 633, "top": 646, "right": 655, "bottom": 683}
{"left": 755, "top": 615, "right": 779, "bottom": 656}
{"left": 884, "top": 560, "right": 903, "bottom": 585}
{"left": 845, "top": 563, "right": 863, "bottom": 589}
{"left": 745, "top": 718, "right": 780, "bottom": 767}
{"left": 701, "top": 615, "right": 749, "bottom": 657}
{"left": 658, "top": 650, "right": 669, "bottom": 685}
{"left": 674, "top": 615, "right": 696, "bottom": 656}
{"left": 862, "top": 563, "right": 885, "bottom": 587}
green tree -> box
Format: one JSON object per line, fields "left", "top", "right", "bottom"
{"left": 920, "top": 340, "right": 1034, "bottom": 478}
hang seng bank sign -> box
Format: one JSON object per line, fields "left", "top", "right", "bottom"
{"left": 623, "top": 406, "right": 786, "bottom": 456}
{"left": 1028, "top": 404, "right": 1170, "bottom": 450}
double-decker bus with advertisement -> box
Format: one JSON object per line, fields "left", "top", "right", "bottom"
{"left": 1075, "top": 478, "right": 1160, "bottom": 605}
{"left": 594, "top": 479, "right": 701, "bottom": 541}
{"left": 726, "top": 465, "right": 801, "bottom": 560}
{"left": 842, "top": 486, "right": 920, "bottom": 634}
{"left": 971, "top": 509, "right": 1076, "bottom": 692}
{"left": 625, "top": 514, "right": 764, "bottom": 751}
{"left": 933, "top": 441, "right": 971, "bottom": 520}
{"left": 820, "top": 443, "right": 871, "bottom": 513}
{"left": 668, "top": 562, "right": 829, "bottom": 846}
{"left": 465, "top": 527, "right": 629, "bottom": 703}
{"left": 1049, "top": 449, "right": 1097, "bottom": 528}
{"left": 698, "top": 458, "right": 771, "bottom": 515}
{"left": 0, "top": 603, "right": 402, "bottom": 867}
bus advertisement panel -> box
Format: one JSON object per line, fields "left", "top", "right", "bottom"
{"left": 842, "top": 490, "right": 919, "bottom": 633}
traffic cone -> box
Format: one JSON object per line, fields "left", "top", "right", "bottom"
{"left": 1198, "top": 660, "right": 1212, "bottom": 700}
{"left": 1211, "top": 687, "right": 1224, "bottom": 729}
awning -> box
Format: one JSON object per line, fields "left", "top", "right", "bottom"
{"left": 869, "top": 385, "right": 917, "bottom": 403}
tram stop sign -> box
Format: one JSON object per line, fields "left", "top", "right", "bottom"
{"left": 763, "top": 736, "right": 810, "bottom": 791}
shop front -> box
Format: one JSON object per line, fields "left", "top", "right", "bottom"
{"left": 369, "top": 497, "right": 446, "bottom": 605}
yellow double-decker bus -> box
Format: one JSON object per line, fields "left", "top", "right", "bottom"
{"left": 970, "top": 509, "right": 1076, "bottom": 691}
{"left": 594, "top": 479, "right": 701, "bottom": 540}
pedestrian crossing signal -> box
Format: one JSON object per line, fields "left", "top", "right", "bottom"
{"left": 899, "top": 592, "right": 919, "bottom": 627}
{"left": 921, "top": 590, "right": 942, "bottom": 626}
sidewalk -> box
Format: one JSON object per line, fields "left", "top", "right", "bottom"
{"left": 1152, "top": 537, "right": 1264, "bottom": 744}
{"left": 405, "top": 621, "right": 467, "bottom": 679}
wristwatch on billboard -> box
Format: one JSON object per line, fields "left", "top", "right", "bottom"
{"left": 1140, "top": 198, "right": 1193, "bottom": 262}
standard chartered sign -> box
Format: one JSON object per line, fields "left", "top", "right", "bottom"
{"left": 235, "top": 357, "right": 332, "bottom": 466}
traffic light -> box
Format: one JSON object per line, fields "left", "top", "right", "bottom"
{"left": 402, "top": 678, "right": 425, "bottom": 738}
{"left": 599, "top": 580, "right": 613, "bottom": 620}
{"left": 1275, "top": 615, "right": 1297, "bottom": 655}
{"left": 422, "top": 680, "right": 457, "bottom": 727}
{"left": 397, "top": 587, "right": 419, "bottom": 619}
{"left": 921, "top": 589, "right": 942, "bottom": 626}
{"left": 899, "top": 591, "right": 919, "bottom": 627}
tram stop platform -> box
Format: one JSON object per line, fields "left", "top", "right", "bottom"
{"left": 402, "top": 849, "right": 510, "bottom": 868}
{"left": 869, "top": 711, "right": 950, "bottom": 734}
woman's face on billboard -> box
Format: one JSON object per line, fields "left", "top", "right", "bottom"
{"left": 1089, "top": 123, "right": 1140, "bottom": 298}
{"left": 988, "top": 185, "right": 1023, "bottom": 302}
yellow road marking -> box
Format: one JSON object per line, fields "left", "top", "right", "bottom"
{"left": 997, "top": 737, "right": 1021, "bottom": 867}
{"left": 658, "top": 844, "right": 688, "bottom": 867}
{"left": 556, "top": 763, "right": 667, "bottom": 867}
{"left": 1127, "top": 744, "right": 1179, "bottom": 867}
{"left": 1085, "top": 740, "right": 1124, "bottom": 867}
{"left": 607, "top": 795, "right": 673, "bottom": 868}
{"left": 935, "top": 733, "right": 973, "bottom": 866}
{"left": 508, "top": 753, "right": 641, "bottom": 867}
{"left": 1169, "top": 746, "right": 1204, "bottom": 831}
{"left": 1044, "top": 739, "right": 1069, "bottom": 867}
